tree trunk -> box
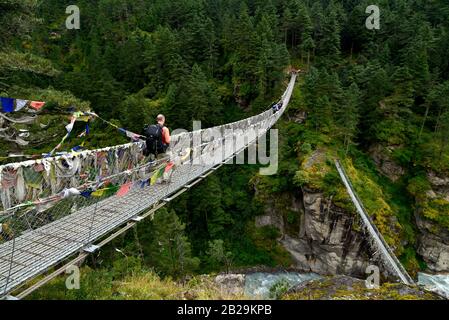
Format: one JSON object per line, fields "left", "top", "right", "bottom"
{"left": 418, "top": 105, "right": 430, "bottom": 141}
{"left": 307, "top": 51, "right": 310, "bottom": 68}
{"left": 350, "top": 42, "right": 354, "bottom": 61}
{"left": 435, "top": 108, "right": 442, "bottom": 133}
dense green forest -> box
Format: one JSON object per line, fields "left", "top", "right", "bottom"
{"left": 1, "top": 0, "right": 449, "bottom": 298}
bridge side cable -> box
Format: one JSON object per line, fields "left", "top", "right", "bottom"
{"left": 335, "top": 159, "right": 414, "bottom": 285}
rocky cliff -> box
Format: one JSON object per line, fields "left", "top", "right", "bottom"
{"left": 256, "top": 186, "right": 372, "bottom": 278}
{"left": 369, "top": 144, "right": 405, "bottom": 182}
{"left": 415, "top": 171, "right": 449, "bottom": 272}
{"left": 368, "top": 143, "right": 449, "bottom": 273}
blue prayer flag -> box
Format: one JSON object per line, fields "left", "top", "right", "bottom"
{"left": 80, "top": 190, "right": 93, "bottom": 198}
{"left": 1, "top": 97, "right": 14, "bottom": 113}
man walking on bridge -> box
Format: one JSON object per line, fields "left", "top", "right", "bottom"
{"left": 143, "top": 114, "right": 171, "bottom": 158}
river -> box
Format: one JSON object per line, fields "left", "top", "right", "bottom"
{"left": 244, "top": 272, "right": 321, "bottom": 299}
{"left": 418, "top": 273, "right": 449, "bottom": 299}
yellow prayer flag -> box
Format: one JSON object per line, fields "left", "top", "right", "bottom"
{"left": 150, "top": 167, "right": 164, "bottom": 186}
{"left": 76, "top": 116, "right": 90, "bottom": 122}
{"left": 92, "top": 189, "right": 105, "bottom": 197}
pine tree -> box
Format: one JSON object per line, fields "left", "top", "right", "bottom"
{"left": 317, "top": 1, "right": 342, "bottom": 67}
{"left": 181, "top": 13, "right": 218, "bottom": 74}
{"left": 229, "top": 4, "right": 260, "bottom": 105}
{"left": 282, "top": 7, "right": 294, "bottom": 46}
{"left": 403, "top": 22, "right": 432, "bottom": 97}
{"left": 374, "top": 67, "right": 415, "bottom": 144}
{"left": 190, "top": 175, "right": 233, "bottom": 239}
{"left": 254, "top": 13, "right": 289, "bottom": 107}
{"left": 336, "top": 83, "right": 361, "bottom": 154}
{"left": 206, "top": 239, "right": 233, "bottom": 273}
{"left": 165, "top": 64, "right": 223, "bottom": 129}
{"left": 0, "top": 0, "right": 37, "bottom": 45}
{"left": 298, "top": 2, "right": 315, "bottom": 65}
{"left": 149, "top": 208, "right": 200, "bottom": 278}
{"left": 435, "top": 110, "right": 449, "bottom": 164}
{"left": 144, "top": 26, "right": 185, "bottom": 92}
{"left": 427, "top": 81, "right": 449, "bottom": 133}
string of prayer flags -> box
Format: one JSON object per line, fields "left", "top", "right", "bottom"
{"left": 91, "top": 185, "right": 120, "bottom": 197}
{"left": 1, "top": 96, "right": 47, "bottom": 114}
{"left": 118, "top": 128, "right": 140, "bottom": 140}
{"left": 49, "top": 111, "right": 93, "bottom": 156}
{"left": 71, "top": 144, "right": 85, "bottom": 153}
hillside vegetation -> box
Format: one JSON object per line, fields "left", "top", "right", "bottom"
{"left": 1, "top": 0, "right": 448, "bottom": 298}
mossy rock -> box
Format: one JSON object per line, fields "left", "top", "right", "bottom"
{"left": 282, "top": 275, "right": 442, "bottom": 300}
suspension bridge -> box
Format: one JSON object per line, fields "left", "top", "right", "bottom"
{"left": 0, "top": 74, "right": 413, "bottom": 300}
{"left": 335, "top": 160, "right": 414, "bottom": 285}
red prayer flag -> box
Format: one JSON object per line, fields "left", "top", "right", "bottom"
{"left": 165, "top": 162, "right": 175, "bottom": 173}
{"left": 117, "top": 182, "right": 132, "bottom": 197}
{"left": 30, "top": 101, "right": 46, "bottom": 111}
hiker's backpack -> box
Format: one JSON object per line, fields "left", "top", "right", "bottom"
{"left": 143, "top": 124, "right": 163, "bottom": 156}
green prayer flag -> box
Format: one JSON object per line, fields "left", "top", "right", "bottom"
{"left": 104, "top": 184, "right": 120, "bottom": 197}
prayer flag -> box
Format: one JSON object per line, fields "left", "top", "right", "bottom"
{"left": 62, "top": 188, "right": 81, "bottom": 198}
{"left": 117, "top": 182, "right": 132, "bottom": 197}
{"left": 65, "top": 118, "right": 76, "bottom": 133}
{"left": 15, "top": 99, "right": 28, "bottom": 112}
{"left": 29, "top": 101, "right": 46, "bottom": 111}
{"left": 80, "top": 190, "right": 93, "bottom": 198}
{"left": 76, "top": 116, "right": 90, "bottom": 122}
{"left": 104, "top": 185, "right": 120, "bottom": 196}
{"left": 150, "top": 167, "right": 164, "bottom": 186}
{"left": 92, "top": 189, "right": 105, "bottom": 197}
{"left": 165, "top": 162, "right": 175, "bottom": 173}
{"left": 140, "top": 179, "right": 149, "bottom": 189}
{"left": 1, "top": 97, "right": 14, "bottom": 113}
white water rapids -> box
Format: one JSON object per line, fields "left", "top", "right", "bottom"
{"left": 418, "top": 273, "right": 449, "bottom": 299}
